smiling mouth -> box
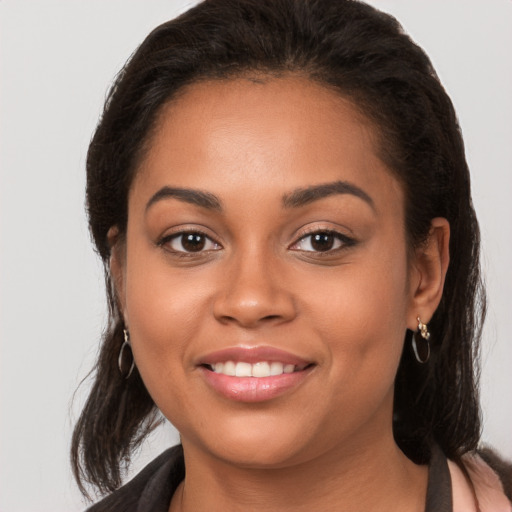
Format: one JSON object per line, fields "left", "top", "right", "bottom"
{"left": 197, "top": 346, "right": 315, "bottom": 401}
{"left": 203, "top": 361, "right": 311, "bottom": 378}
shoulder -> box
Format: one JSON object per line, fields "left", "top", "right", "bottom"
{"left": 477, "top": 446, "right": 512, "bottom": 500}
{"left": 85, "top": 445, "right": 185, "bottom": 512}
{"left": 448, "top": 446, "right": 512, "bottom": 512}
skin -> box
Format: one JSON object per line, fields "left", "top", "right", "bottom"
{"left": 111, "top": 76, "right": 450, "bottom": 512}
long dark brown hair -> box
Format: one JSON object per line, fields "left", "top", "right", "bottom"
{"left": 72, "top": 0, "right": 485, "bottom": 497}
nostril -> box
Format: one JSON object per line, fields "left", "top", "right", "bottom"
{"left": 216, "top": 313, "right": 284, "bottom": 326}
{"left": 212, "top": 284, "right": 297, "bottom": 327}
{"left": 262, "top": 314, "right": 282, "bottom": 321}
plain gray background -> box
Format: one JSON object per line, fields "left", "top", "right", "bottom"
{"left": 1, "top": 1, "right": 511, "bottom": 510}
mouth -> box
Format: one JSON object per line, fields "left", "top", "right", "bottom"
{"left": 202, "top": 360, "right": 311, "bottom": 377}
{"left": 197, "top": 346, "right": 315, "bottom": 402}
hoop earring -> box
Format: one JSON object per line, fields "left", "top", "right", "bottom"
{"left": 118, "top": 329, "right": 135, "bottom": 379}
{"left": 412, "top": 316, "right": 430, "bottom": 364}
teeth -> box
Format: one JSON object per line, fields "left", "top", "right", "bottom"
{"left": 252, "top": 362, "right": 270, "bottom": 377}
{"left": 223, "top": 361, "right": 236, "bottom": 376}
{"left": 284, "top": 364, "right": 295, "bottom": 374}
{"left": 269, "top": 362, "right": 284, "bottom": 376}
{"left": 235, "top": 362, "right": 252, "bottom": 377}
{"left": 210, "top": 360, "right": 299, "bottom": 377}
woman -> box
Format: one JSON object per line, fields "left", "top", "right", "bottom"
{"left": 72, "top": 0, "right": 512, "bottom": 510}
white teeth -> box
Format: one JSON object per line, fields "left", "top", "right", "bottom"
{"left": 284, "top": 364, "right": 295, "bottom": 374}
{"left": 223, "top": 361, "right": 236, "bottom": 376}
{"left": 210, "top": 360, "right": 298, "bottom": 377}
{"left": 252, "top": 362, "right": 270, "bottom": 377}
{"left": 269, "top": 362, "right": 284, "bottom": 376}
{"left": 235, "top": 362, "right": 252, "bottom": 377}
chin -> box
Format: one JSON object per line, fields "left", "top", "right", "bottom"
{"left": 182, "top": 414, "right": 316, "bottom": 469}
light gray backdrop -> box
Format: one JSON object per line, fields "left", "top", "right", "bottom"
{"left": 1, "top": 1, "right": 511, "bottom": 510}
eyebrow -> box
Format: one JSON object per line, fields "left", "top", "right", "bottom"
{"left": 145, "top": 186, "right": 222, "bottom": 212}
{"left": 282, "top": 180, "right": 375, "bottom": 211}
{"left": 145, "top": 180, "right": 374, "bottom": 213}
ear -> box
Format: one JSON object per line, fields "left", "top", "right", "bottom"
{"left": 407, "top": 217, "right": 450, "bottom": 330}
{"left": 107, "top": 226, "right": 127, "bottom": 321}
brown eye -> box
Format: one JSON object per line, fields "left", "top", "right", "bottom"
{"left": 162, "top": 232, "right": 220, "bottom": 253}
{"left": 311, "top": 233, "right": 335, "bottom": 252}
{"left": 290, "top": 230, "right": 356, "bottom": 253}
{"left": 181, "top": 233, "right": 206, "bottom": 252}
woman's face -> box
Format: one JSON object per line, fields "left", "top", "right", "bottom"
{"left": 116, "top": 76, "right": 427, "bottom": 468}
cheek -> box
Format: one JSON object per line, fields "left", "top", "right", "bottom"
{"left": 302, "top": 245, "right": 410, "bottom": 387}
{"left": 125, "top": 273, "right": 214, "bottom": 430}
{"left": 123, "top": 253, "right": 211, "bottom": 385}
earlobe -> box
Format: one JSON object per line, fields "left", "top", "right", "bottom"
{"left": 407, "top": 217, "right": 450, "bottom": 330}
{"left": 107, "top": 226, "right": 127, "bottom": 318}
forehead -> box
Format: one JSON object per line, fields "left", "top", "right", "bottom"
{"left": 133, "top": 75, "right": 403, "bottom": 214}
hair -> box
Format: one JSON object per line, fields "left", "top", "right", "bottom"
{"left": 72, "top": 0, "right": 486, "bottom": 498}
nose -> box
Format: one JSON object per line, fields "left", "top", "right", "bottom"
{"left": 213, "top": 248, "right": 297, "bottom": 328}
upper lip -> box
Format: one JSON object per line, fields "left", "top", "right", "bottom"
{"left": 197, "top": 346, "right": 313, "bottom": 369}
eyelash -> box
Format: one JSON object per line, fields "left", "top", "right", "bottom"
{"left": 158, "top": 229, "right": 356, "bottom": 256}
{"left": 290, "top": 229, "right": 356, "bottom": 254}
{"left": 157, "top": 230, "right": 221, "bottom": 256}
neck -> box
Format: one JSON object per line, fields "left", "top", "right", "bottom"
{"left": 170, "top": 429, "right": 427, "bottom": 512}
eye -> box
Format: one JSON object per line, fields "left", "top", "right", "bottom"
{"left": 290, "top": 231, "right": 355, "bottom": 253}
{"left": 160, "top": 231, "right": 221, "bottom": 253}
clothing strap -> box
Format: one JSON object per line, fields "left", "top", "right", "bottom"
{"left": 425, "top": 443, "right": 453, "bottom": 512}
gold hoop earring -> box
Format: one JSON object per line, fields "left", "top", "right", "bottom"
{"left": 118, "top": 329, "right": 135, "bottom": 379}
{"left": 412, "top": 316, "right": 430, "bottom": 364}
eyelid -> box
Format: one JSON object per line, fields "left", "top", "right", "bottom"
{"left": 289, "top": 227, "right": 357, "bottom": 253}
{"left": 157, "top": 227, "right": 222, "bottom": 254}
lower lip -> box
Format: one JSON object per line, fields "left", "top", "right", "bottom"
{"left": 200, "top": 367, "right": 312, "bottom": 402}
